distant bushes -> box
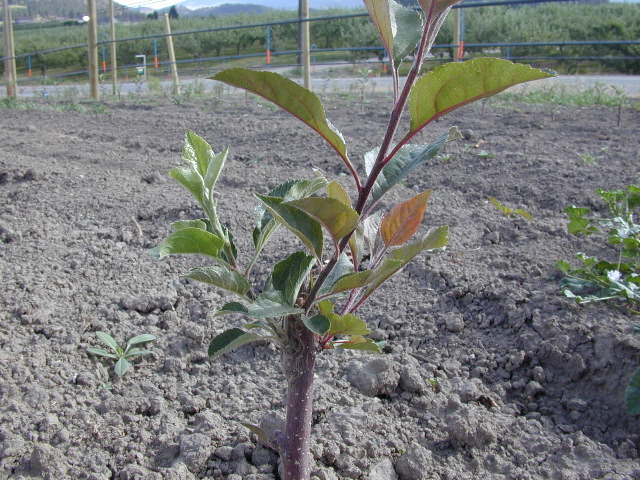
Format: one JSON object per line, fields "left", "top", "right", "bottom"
{"left": 2, "top": 3, "right": 639, "bottom": 77}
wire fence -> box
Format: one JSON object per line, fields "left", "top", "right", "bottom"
{"left": 2, "top": 0, "right": 639, "bottom": 87}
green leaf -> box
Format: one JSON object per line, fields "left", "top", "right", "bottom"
{"left": 150, "top": 228, "right": 225, "bottom": 259}
{"left": 334, "top": 336, "right": 382, "bottom": 353}
{"left": 126, "top": 334, "right": 156, "bottom": 350}
{"left": 626, "top": 367, "right": 640, "bottom": 415}
{"left": 183, "top": 131, "right": 228, "bottom": 193}
{"left": 326, "top": 180, "right": 352, "bottom": 206}
{"left": 363, "top": 0, "right": 423, "bottom": 67}
{"left": 211, "top": 69, "right": 348, "bottom": 162}
{"left": 303, "top": 314, "right": 331, "bottom": 335}
{"left": 114, "top": 357, "right": 131, "bottom": 376}
{"left": 271, "top": 252, "right": 316, "bottom": 305}
{"left": 86, "top": 347, "right": 118, "bottom": 359}
{"left": 488, "top": 197, "right": 533, "bottom": 221}
{"left": 255, "top": 194, "right": 324, "bottom": 259}
{"left": 564, "top": 206, "right": 598, "bottom": 235}
{"left": 380, "top": 190, "right": 431, "bottom": 247}
{"left": 241, "top": 423, "right": 275, "bottom": 450}
{"left": 363, "top": 211, "right": 383, "bottom": 254}
{"left": 361, "top": 226, "right": 448, "bottom": 302}
{"left": 555, "top": 260, "right": 572, "bottom": 273}
{"left": 182, "top": 265, "right": 251, "bottom": 297}
{"left": 182, "top": 130, "right": 210, "bottom": 177}
{"left": 361, "top": 259, "right": 404, "bottom": 301}
{"left": 328, "top": 313, "right": 371, "bottom": 337}
{"left": 252, "top": 218, "right": 280, "bottom": 254}
{"left": 330, "top": 270, "right": 374, "bottom": 295}
{"left": 317, "top": 301, "right": 371, "bottom": 337}
{"left": 325, "top": 181, "right": 362, "bottom": 260}
{"left": 169, "top": 166, "right": 204, "bottom": 203}
{"left": 319, "top": 252, "right": 358, "bottom": 296}
{"left": 391, "top": 2, "right": 424, "bottom": 64}
{"left": 366, "top": 128, "right": 459, "bottom": 202}
{"left": 252, "top": 177, "right": 329, "bottom": 256}
{"left": 124, "top": 348, "right": 154, "bottom": 357}
{"left": 514, "top": 209, "right": 533, "bottom": 221}
{"left": 489, "top": 196, "right": 513, "bottom": 216}
{"left": 171, "top": 219, "right": 208, "bottom": 231}
{"left": 208, "top": 328, "right": 263, "bottom": 357}
{"left": 388, "top": 225, "right": 449, "bottom": 262}
{"left": 95, "top": 331, "right": 119, "bottom": 353}
{"left": 215, "top": 302, "right": 250, "bottom": 317}
{"left": 250, "top": 291, "right": 305, "bottom": 318}
{"left": 408, "top": 59, "right": 556, "bottom": 138}
{"left": 286, "top": 197, "right": 360, "bottom": 245}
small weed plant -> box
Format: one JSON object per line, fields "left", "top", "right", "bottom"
{"left": 557, "top": 183, "right": 640, "bottom": 310}
{"left": 87, "top": 331, "right": 156, "bottom": 377}
{"left": 489, "top": 196, "right": 532, "bottom": 221}
{"left": 152, "top": 0, "right": 554, "bottom": 477}
{"left": 557, "top": 183, "right": 640, "bottom": 414}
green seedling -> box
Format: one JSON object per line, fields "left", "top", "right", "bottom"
{"left": 489, "top": 196, "right": 533, "bottom": 221}
{"left": 557, "top": 183, "right": 639, "bottom": 414}
{"left": 87, "top": 331, "right": 156, "bottom": 377}
{"left": 151, "top": 0, "right": 554, "bottom": 477}
{"left": 578, "top": 147, "right": 608, "bottom": 164}
{"left": 477, "top": 150, "right": 495, "bottom": 159}
{"left": 557, "top": 184, "right": 640, "bottom": 310}
{"left": 578, "top": 153, "right": 597, "bottom": 164}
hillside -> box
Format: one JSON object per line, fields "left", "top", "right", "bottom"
{"left": 176, "top": 3, "right": 275, "bottom": 17}
{"left": 7, "top": 0, "right": 145, "bottom": 23}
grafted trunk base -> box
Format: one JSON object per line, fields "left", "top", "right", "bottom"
{"left": 281, "top": 315, "right": 317, "bottom": 480}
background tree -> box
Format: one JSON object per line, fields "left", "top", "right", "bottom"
{"left": 168, "top": 5, "right": 179, "bottom": 20}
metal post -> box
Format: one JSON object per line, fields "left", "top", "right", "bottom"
{"left": 87, "top": 0, "right": 99, "bottom": 100}
{"left": 154, "top": 38, "right": 158, "bottom": 68}
{"left": 453, "top": 8, "right": 461, "bottom": 62}
{"left": 266, "top": 25, "right": 271, "bottom": 65}
{"left": 163, "top": 13, "right": 179, "bottom": 95}
{"left": 109, "top": 0, "right": 117, "bottom": 95}
{"left": 300, "top": 0, "right": 310, "bottom": 89}
{"left": 459, "top": 9, "right": 465, "bottom": 61}
{"left": 2, "top": 0, "right": 17, "bottom": 97}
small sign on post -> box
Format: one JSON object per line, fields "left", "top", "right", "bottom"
{"left": 135, "top": 54, "right": 147, "bottom": 80}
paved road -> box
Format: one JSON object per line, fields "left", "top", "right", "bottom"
{"left": 5, "top": 73, "right": 639, "bottom": 99}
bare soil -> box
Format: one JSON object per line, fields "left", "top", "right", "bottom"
{"left": 1, "top": 92, "right": 639, "bottom": 480}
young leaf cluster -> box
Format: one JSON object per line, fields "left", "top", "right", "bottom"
{"left": 87, "top": 331, "right": 156, "bottom": 376}
{"left": 152, "top": 0, "right": 554, "bottom": 363}
{"left": 557, "top": 184, "right": 640, "bottom": 311}
{"left": 488, "top": 196, "right": 533, "bottom": 221}
{"left": 152, "top": 0, "right": 556, "bottom": 476}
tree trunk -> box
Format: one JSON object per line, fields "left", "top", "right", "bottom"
{"left": 280, "top": 314, "right": 317, "bottom": 480}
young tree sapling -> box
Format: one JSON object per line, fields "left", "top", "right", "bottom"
{"left": 152, "top": 0, "right": 555, "bottom": 477}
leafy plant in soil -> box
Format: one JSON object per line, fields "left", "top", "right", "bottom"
{"left": 557, "top": 183, "right": 640, "bottom": 310}
{"left": 86, "top": 331, "right": 156, "bottom": 377}
{"left": 557, "top": 183, "right": 640, "bottom": 414}
{"left": 152, "top": 0, "right": 554, "bottom": 477}
{"left": 488, "top": 196, "right": 533, "bottom": 221}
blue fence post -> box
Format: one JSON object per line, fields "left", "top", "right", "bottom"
{"left": 266, "top": 25, "right": 271, "bottom": 65}
{"left": 154, "top": 38, "right": 159, "bottom": 68}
